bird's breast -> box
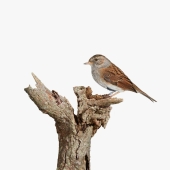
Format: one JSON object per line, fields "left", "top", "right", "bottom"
{"left": 92, "top": 69, "right": 107, "bottom": 88}
{"left": 91, "top": 68, "right": 124, "bottom": 92}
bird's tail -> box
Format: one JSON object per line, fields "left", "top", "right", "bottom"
{"left": 133, "top": 84, "right": 157, "bottom": 102}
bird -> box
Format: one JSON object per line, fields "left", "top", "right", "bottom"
{"left": 84, "top": 54, "right": 156, "bottom": 102}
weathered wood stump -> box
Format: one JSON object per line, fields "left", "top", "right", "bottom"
{"left": 24, "top": 73, "right": 123, "bottom": 170}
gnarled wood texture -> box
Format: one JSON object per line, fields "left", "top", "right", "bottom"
{"left": 24, "top": 73, "right": 123, "bottom": 170}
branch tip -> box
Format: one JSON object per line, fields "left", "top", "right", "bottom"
{"left": 31, "top": 72, "right": 42, "bottom": 84}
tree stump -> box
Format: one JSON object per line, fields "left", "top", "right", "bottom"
{"left": 24, "top": 73, "right": 123, "bottom": 170}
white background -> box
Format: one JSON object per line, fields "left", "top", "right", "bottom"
{"left": 0, "top": 1, "right": 170, "bottom": 170}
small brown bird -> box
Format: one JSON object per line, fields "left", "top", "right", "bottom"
{"left": 84, "top": 54, "right": 156, "bottom": 102}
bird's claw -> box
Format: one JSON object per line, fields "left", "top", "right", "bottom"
{"left": 109, "top": 91, "right": 119, "bottom": 97}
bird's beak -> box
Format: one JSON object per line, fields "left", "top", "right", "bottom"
{"left": 84, "top": 61, "right": 92, "bottom": 65}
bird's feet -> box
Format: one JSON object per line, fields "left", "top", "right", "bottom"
{"left": 109, "top": 91, "right": 119, "bottom": 97}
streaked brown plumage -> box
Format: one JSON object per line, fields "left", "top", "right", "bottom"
{"left": 84, "top": 54, "right": 156, "bottom": 102}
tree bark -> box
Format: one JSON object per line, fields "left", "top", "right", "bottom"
{"left": 24, "top": 73, "right": 123, "bottom": 170}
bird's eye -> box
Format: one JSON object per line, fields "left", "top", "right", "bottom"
{"left": 95, "top": 59, "right": 98, "bottom": 61}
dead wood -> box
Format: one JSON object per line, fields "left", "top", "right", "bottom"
{"left": 24, "top": 73, "right": 123, "bottom": 170}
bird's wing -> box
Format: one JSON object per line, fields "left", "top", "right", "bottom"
{"left": 102, "top": 64, "right": 137, "bottom": 92}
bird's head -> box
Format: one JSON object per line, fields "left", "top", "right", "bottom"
{"left": 84, "top": 54, "right": 111, "bottom": 68}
